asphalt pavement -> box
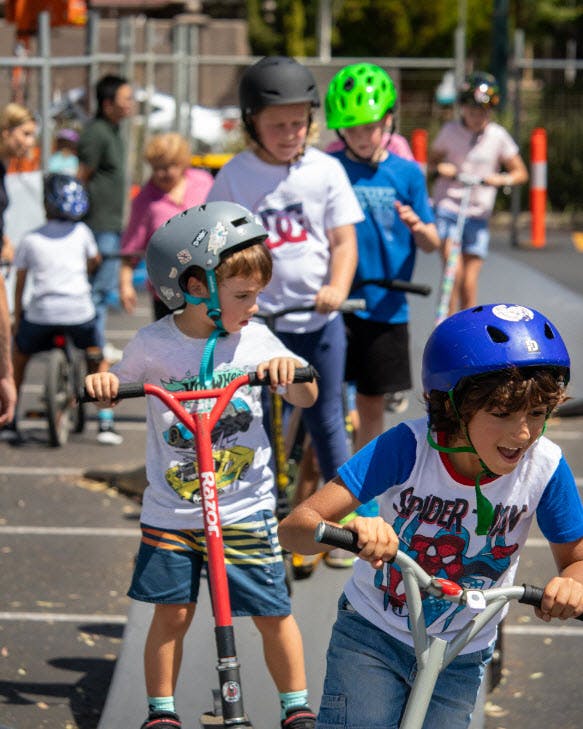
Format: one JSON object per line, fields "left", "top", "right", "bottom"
{"left": 1, "top": 223, "right": 583, "bottom": 729}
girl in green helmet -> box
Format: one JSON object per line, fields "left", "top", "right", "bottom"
{"left": 324, "top": 62, "right": 439, "bottom": 451}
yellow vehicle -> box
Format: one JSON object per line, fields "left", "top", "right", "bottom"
{"left": 166, "top": 445, "right": 254, "bottom": 503}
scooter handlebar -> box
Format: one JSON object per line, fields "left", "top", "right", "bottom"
{"left": 314, "top": 522, "right": 583, "bottom": 621}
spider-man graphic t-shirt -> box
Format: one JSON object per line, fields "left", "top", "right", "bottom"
{"left": 338, "top": 417, "right": 583, "bottom": 653}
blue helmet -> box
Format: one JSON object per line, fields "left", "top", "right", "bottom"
{"left": 44, "top": 173, "right": 89, "bottom": 221}
{"left": 422, "top": 304, "right": 570, "bottom": 393}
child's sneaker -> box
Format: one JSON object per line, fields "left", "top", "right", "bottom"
{"left": 385, "top": 391, "right": 409, "bottom": 414}
{"left": 281, "top": 706, "right": 316, "bottom": 729}
{"left": 324, "top": 547, "right": 356, "bottom": 568}
{"left": 292, "top": 552, "right": 323, "bottom": 579}
{"left": 140, "top": 710, "right": 182, "bottom": 728}
{"left": 97, "top": 419, "right": 124, "bottom": 445}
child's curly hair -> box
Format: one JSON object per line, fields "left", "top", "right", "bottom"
{"left": 425, "top": 366, "right": 568, "bottom": 438}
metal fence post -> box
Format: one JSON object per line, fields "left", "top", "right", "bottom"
{"left": 38, "top": 12, "right": 52, "bottom": 171}
{"left": 86, "top": 11, "right": 100, "bottom": 117}
{"left": 510, "top": 29, "right": 524, "bottom": 247}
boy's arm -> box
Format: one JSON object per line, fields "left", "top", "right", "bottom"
{"left": 0, "top": 275, "right": 16, "bottom": 426}
{"left": 539, "top": 538, "right": 583, "bottom": 621}
{"left": 278, "top": 476, "right": 398, "bottom": 569}
{"left": 316, "top": 223, "right": 358, "bottom": 312}
{"left": 394, "top": 201, "right": 440, "bottom": 253}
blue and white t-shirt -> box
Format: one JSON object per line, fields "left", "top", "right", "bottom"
{"left": 339, "top": 417, "right": 583, "bottom": 653}
{"left": 329, "top": 151, "right": 434, "bottom": 325}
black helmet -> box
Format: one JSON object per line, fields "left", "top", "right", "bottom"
{"left": 458, "top": 72, "right": 500, "bottom": 108}
{"left": 44, "top": 173, "right": 89, "bottom": 221}
{"left": 239, "top": 55, "right": 320, "bottom": 135}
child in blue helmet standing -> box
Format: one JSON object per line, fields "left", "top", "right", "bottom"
{"left": 279, "top": 303, "right": 583, "bottom": 729}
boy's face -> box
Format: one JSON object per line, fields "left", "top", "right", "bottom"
{"left": 462, "top": 404, "right": 547, "bottom": 477}
{"left": 217, "top": 274, "right": 264, "bottom": 333}
{"left": 341, "top": 113, "right": 392, "bottom": 161}
{"left": 253, "top": 103, "right": 310, "bottom": 164}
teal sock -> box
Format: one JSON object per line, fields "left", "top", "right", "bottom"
{"left": 98, "top": 408, "right": 114, "bottom": 423}
{"left": 148, "top": 696, "right": 176, "bottom": 715}
{"left": 279, "top": 689, "right": 309, "bottom": 720}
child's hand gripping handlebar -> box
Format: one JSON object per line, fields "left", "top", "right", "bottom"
{"left": 314, "top": 522, "right": 583, "bottom": 620}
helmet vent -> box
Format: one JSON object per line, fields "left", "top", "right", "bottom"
{"left": 486, "top": 325, "right": 509, "bottom": 343}
{"left": 472, "top": 305, "right": 484, "bottom": 312}
{"left": 231, "top": 217, "right": 248, "bottom": 228}
{"left": 544, "top": 322, "right": 556, "bottom": 339}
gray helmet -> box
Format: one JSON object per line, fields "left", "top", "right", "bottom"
{"left": 146, "top": 201, "right": 268, "bottom": 310}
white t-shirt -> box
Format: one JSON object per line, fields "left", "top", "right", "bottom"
{"left": 111, "top": 316, "right": 305, "bottom": 530}
{"left": 14, "top": 220, "right": 97, "bottom": 325}
{"left": 340, "top": 418, "right": 583, "bottom": 654}
{"left": 207, "top": 147, "right": 364, "bottom": 332}
{"left": 431, "top": 120, "right": 519, "bottom": 219}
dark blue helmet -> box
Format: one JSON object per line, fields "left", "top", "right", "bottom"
{"left": 44, "top": 173, "right": 89, "bottom": 221}
{"left": 422, "top": 304, "right": 570, "bottom": 393}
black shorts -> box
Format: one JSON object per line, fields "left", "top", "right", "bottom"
{"left": 15, "top": 317, "right": 99, "bottom": 356}
{"left": 344, "top": 314, "right": 411, "bottom": 396}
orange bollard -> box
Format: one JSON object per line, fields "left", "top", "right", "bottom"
{"left": 530, "top": 128, "right": 547, "bottom": 248}
{"left": 411, "top": 129, "right": 428, "bottom": 177}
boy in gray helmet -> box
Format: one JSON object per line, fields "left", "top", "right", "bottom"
{"left": 85, "top": 201, "right": 319, "bottom": 729}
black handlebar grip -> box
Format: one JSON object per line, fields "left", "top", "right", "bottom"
{"left": 519, "top": 584, "right": 544, "bottom": 609}
{"left": 314, "top": 522, "right": 360, "bottom": 553}
{"left": 384, "top": 279, "right": 432, "bottom": 296}
{"left": 79, "top": 382, "right": 146, "bottom": 403}
{"left": 247, "top": 365, "right": 319, "bottom": 387}
{"left": 520, "top": 584, "right": 583, "bottom": 621}
{"left": 353, "top": 278, "right": 432, "bottom": 297}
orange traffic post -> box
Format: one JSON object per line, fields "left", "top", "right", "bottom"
{"left": 411, "top": 129, "right": 428, "bottom": 177}
{"left": 530, "top": 127, "right": 547, "bottom": 248}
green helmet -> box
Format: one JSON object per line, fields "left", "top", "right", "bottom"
{"left": 325, "top": 63, "right": 397, "bottom": 130}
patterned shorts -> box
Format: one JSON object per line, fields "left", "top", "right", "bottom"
{"left": 128, "top": 510, "right": 291, "bottom": 616}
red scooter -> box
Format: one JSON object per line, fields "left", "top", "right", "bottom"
{"left": 84, "top": 366, "right": 316, "bottom": 728}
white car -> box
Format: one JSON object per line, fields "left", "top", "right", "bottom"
{"left": 135, "top": 89, "right": 241, "bottom": 150}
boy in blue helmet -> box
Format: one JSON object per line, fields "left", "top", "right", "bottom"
{"left": 279, "top": 303, "right": 583, "bottom": 729}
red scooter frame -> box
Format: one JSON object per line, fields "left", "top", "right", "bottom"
{"left": 84, "top": 366, "right": 317, "bottom": 728}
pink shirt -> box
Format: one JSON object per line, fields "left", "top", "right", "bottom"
{"left": 325, "top": 132, "right": 414, "bottom": 161}
{"left": 121, "top": 167, "right": 214, "bottom": 258}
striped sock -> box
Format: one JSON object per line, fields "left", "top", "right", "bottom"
{"left": 279, "top": 689, "right": 309, "bottom": 720}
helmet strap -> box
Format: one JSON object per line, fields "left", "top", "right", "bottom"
{"left": 183, "top": 270, "right": 227, "bottom": 388}
{"left": 426, "top": 388, "right": 497, "bottom": 536}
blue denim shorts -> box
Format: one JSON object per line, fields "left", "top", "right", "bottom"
{"left": 435, "top": 207, "right": 490, "bottom": 260}
{"left": 317, "top": 593, "right": 493, "bottom": 729}
{"left": 128, "top": 510, "right": 291, "bottom": 616}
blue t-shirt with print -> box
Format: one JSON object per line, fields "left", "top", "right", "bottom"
{"left": 329, "top": 151, "right": 434, "bottom": 325}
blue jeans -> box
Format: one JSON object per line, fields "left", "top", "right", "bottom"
{"left": 317, "top": 594, "right": 493, "bottom": 729}
{"left": 90, "top": 231, "right": 121, "bottom": 348}
{"left": 278, "top": 315, "right": 348, "bottom": 481}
